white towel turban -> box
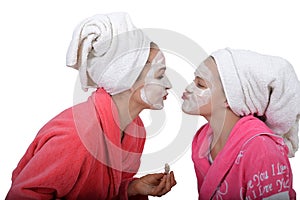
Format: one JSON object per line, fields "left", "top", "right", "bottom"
{"left": 66, "top": 12, "right": 151, "bottom": 95}
{"left": 211, "top": 48, "right": 300, "bottom": 157}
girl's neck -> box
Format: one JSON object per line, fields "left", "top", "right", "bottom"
{"left": 206, "top": 110, "right": 240, "bottom": 160}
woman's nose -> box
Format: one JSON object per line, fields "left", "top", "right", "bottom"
{"left": 164, "top": 76, "right": 172, "bottom": 89}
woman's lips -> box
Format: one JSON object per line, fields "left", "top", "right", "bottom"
{"left": 163, "top": 93, "right": 168, "bottom": 100}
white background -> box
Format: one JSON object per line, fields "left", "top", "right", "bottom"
{"left": 0, "top": 0, "right": 299, "bottom": 199}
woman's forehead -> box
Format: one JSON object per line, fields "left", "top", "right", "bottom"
{"left": 148, "top": 48, "right": 161, "bottom": 62}
{"left": 151, "top": 51, "right": 166, "bottom": 71}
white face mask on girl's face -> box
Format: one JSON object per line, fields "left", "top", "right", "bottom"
{"left": 182, "top": 82, "right": 211, "bottom": 114}
{"left": 140, "top": 51, "right": 172, "bottom": 110}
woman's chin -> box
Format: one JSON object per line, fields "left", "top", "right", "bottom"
{"left": 151, "top": 102, "right": 164, "bottom": 110}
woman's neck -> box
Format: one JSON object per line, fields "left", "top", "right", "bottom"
{"left": 112, "top": 92, "right": 144, "bottom": 131}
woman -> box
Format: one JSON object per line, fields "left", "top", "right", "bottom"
{"left": 182, "top": 48, "right": 299, "bottom": 199}
{"left": 6, "top": 13, "right": 176, "bottom": 199}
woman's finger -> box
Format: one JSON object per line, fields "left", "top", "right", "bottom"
{"left": 151, "top": 175, "right": 167, "bottom": 195}
{"left": 165, "top": 173, "right": 171, "bottom": 191}
{"left": 158, "top": 172, "right": 177, "bottom": 196}
{"left": 170, "top": 171, "right": 177, "bottom": 186}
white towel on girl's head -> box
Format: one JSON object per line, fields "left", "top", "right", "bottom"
{"left": 66, "top": 12, "right": 151, "bottom": 95}
{"left": 211, "top": 48, "right": 300, "bottom": 157}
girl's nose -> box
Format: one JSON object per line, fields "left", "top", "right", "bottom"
{"left": 185, "top": 82, "right": 195, "bottom": 93}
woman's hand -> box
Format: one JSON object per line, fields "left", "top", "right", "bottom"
{"left": 128, "top": 171, "right": 176, "bottom": 197}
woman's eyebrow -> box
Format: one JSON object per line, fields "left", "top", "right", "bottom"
{"left": 155, "top": 67, "right": 166, "bottom": 74}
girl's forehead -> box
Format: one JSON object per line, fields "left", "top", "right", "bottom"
{"left": 194, "top": 62, "right": 213, "bottom": 82}
{"left": 195, "top": 57, "right": 220, "bottom": 79}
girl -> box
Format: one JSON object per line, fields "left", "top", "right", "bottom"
{"left": 182, "top": 48, "right": 299, "bottom": 200}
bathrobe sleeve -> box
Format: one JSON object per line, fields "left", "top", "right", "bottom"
{"left": 7, "top": 89, "right": 149, "bottom": 200}
{"left": 117, "top": 178, "right": 148, "bottom": 200}
{"left": 116, "top": 117, "right": 148, "bottom": 200}
{"left": 6, "top": 130, "right": 91, "bottom": 200}
{"left": 7, "top": 131, "right": 146, "bottom": 200}
{"left": 239, "top": 135, "right": 296, "bottom": 200}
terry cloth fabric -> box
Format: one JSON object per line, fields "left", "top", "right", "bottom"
{"left": 66, "top": 12, "right": 151, "bottom": 95}
{"left": 192, "top": 115, "right": 296, "bottom": 200}
{"left": 6, "top": 88, "right": 148, "bottom": 200}
{"left": 211, "top": 48, "right": 300, "bottom": 157}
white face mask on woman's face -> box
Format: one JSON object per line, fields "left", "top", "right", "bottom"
{"left": 140, "top": 51, "right": 172, "bottom": 109}
{"left": 182, "top": 63, "right": 213, "bottom": 114}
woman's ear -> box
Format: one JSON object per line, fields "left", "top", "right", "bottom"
{"left": 130, "top": 87, "right": 135, "bottom": 93}
{"left": 224, "top": 100, "right": 229, "bottom": 108}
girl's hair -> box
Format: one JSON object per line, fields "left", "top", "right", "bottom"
{"left": 253, "top": 113, "right": 267, "bottom": 122}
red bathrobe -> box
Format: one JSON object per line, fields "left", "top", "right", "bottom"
{"left": 6, "top": 88, "right": 148, "bottom": 200}
{"left": 192, "top": 115, "right": 296, "bottom": 200}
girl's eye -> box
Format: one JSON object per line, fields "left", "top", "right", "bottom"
{"left": 197, "top": 82, "right": 206, "bottom": 88}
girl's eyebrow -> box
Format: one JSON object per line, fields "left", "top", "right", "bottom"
{"left": 195, "top": 76, "right": 205, "bottom": 81}
{"left": 196, "top": 76, "right": 209, "bottom": 85}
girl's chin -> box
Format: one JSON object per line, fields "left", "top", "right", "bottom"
{"left": 182, "top": 103, "right": 197, "bottom": 115}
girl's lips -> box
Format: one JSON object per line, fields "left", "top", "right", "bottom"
{"left": 182, "top": 92, "right": 189, "bottom": 100}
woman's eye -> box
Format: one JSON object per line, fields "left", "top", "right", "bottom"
{"left": 157, "top": 74, "right": 164, "bottom": 79}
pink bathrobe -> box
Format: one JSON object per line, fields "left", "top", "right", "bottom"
{"left": 192, "top": 115, "right": 296, "bottom": 200}
{"left": 6, "top": 88, "right": 148, "bottom": 200}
